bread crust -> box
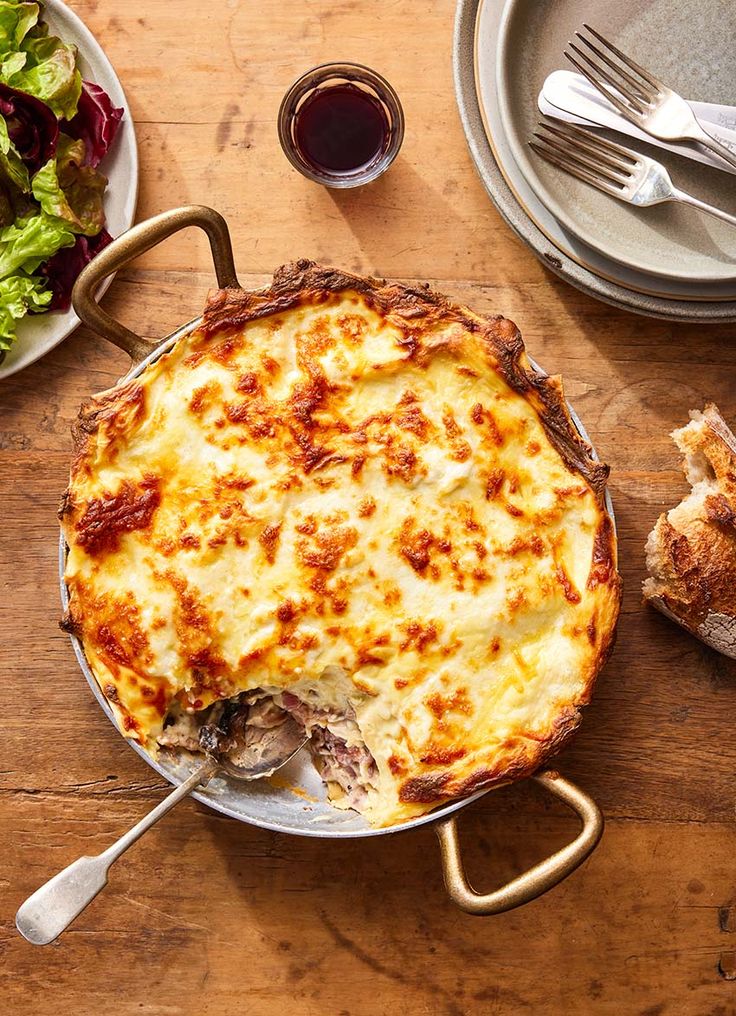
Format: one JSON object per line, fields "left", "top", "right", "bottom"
{"left": 644, "top": 403, "right": 736, "bottom": 658}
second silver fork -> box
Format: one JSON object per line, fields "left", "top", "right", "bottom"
{"left": 530, "top": 120, "right": 736, "bottom": 228}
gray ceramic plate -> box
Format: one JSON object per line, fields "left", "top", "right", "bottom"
{"left": 454, "top": 0, "right": 736, "bottom": 322}
{"left": 474, "top": 0, "right": 736, "bottom": 303}
{"left": 496, "top": 0, "right": 736, "bottom": 283}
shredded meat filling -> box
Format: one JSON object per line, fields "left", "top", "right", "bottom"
{"left": 276, "top": 692, "right": 379, "bottom": 809}
{"left": 158, "top": 688, "right": 379, "bottom": 814}
{"left": 309, "top": 727, "right": 378, "bottom": 810}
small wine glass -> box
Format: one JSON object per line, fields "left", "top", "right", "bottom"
{"left": 278, "top": 62, "right": 405, "bottom": 189}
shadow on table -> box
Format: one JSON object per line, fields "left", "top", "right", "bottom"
{"left": 197, "top": 780, "right": 597, "bottom": 1007}
{"left": 320, "top": 156, "right": 481, "bottom": 279}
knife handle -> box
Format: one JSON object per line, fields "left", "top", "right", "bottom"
{"left": 691, "top": 122, "right": 736, "bottom": 172}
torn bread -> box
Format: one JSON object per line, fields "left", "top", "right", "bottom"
{"left": 644, "top": 403, "right": 736, "bottom": 658}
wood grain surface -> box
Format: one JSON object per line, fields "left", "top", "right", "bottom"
{"left": 2, "top": 2, "right": 736, "bottom": 1014}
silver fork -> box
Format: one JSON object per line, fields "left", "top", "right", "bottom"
{"left": 565, "top": 24, "right": 736, "bottom": 172}
{"left": 530, "top": 119, "right": 736, "bottom": 227}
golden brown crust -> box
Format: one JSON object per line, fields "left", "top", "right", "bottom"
{"left": 397, "top": 614, "right": 621, "bottom": 807}
{"left": 701, "top": 402, "right": 736, "bottom": 463}
{"left": 62, "top": 261, "right": 622, "bottom": 825}
{"left": 69, "top": 380, "right": 146, "bottom": 474}
{"left": 205, "top": 263, "right": 620, "bottom": 810}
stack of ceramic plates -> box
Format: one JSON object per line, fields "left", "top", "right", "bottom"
{"left": 454, "top": 0, "right": 736, "bottom": 322}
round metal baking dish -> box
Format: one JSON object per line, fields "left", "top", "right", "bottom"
{"left": 64, "top": 205, "right": 607, "bottom": 914}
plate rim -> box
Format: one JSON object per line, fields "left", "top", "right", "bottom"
{"left": 494, "top": 0, "right": 736, "bottom": 284}
{"left": 0, "top": 0, "right": 139, "bottom": 382}
{"left": 453, "top": 0, "right": 736, "bottom": 322}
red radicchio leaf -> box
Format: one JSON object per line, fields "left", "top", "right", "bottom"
{"left": 37, "top": 228, "right": 113, "bottom": 312}
{"left": 64, "top": 81, "right": 123, "bottom": 168}
{"left": 0, "top": 82, "right": 59, "bottom": 175}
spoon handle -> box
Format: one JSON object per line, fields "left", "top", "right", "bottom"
{"left": 15, "top": 759, "right": 217, "bottom": 946}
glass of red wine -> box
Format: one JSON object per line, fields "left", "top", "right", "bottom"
{"left": 278, "top": 62, "right": 404, "bottom": 188}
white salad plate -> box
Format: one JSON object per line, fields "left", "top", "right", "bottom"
{"left": 0, "top": 0, "right": 138, "bottom": 381}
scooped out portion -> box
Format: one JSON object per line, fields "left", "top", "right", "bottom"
{"left": 160, "top": 689, "right": 379, "bottom": 813}
{"left": 60, "top": 263, "right": 621, "bottom": 827}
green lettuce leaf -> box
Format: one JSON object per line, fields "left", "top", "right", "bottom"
{"left": 32, "top": 133, "right": 106, "bottom": 234}
{"left": 0, "top": 2, "right": 39, "bottom": 55}
{"left": 0, "top": 209, "right": 74, "bottom": 277}
{"left": 0, "top": 270, "right": 50, "bottom": 350}
{"left": 3, "top": 23, "right": 81, "bottom": 119}
{"left": 1, "top": 50, "right": 26, "bottom": 76}
{"left": 0, "top": 112, "right": 29, "bottom": 192}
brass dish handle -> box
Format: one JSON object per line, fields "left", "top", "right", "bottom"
{"left": 435, "top": 770, "right": 603, "bottom": 915}
{"left": 72, "top": 205, "right": 240, "bottom": 362}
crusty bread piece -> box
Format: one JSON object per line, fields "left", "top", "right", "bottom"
{"left": 643, "top": 403, "right": 736, "bottom": 658}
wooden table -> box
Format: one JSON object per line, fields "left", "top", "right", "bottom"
{"left": 3, "top": 2, "right": 736, "bottom": 1013}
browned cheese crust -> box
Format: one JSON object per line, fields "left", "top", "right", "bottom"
{"left": 61, "top": 260, "right": 622, "bottom": 826}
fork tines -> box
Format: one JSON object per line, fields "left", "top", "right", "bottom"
{"left": 564, "top": 23, "right": 662, "bottom": 121}
{"left": 529, "top": 120, "right": 636, "bottom": 195}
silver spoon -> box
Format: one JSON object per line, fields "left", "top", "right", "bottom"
{"left": 15, "top": 710, "right": 307, "bottom": 946}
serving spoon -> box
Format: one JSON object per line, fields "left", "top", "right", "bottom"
{"left": 15, "top": 709, "right": 308, "bottom": 946}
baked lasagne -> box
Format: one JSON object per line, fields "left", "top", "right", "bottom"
{"left": 61, "top": 262, "right": 621, "bottom": 827}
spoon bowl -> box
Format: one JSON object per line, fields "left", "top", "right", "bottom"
{"left": 205, "top": 714, "right": 309, "bottom": 781}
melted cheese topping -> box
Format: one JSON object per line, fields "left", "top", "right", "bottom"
{"left": 62, "top": 282, "right": 620, "bottom": 826}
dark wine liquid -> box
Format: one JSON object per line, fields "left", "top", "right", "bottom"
{"left": 294, "top": 84, "right": 389, "bottom": 174}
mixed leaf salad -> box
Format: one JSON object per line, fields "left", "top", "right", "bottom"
{"left": 0, "top": 0, "right": 122, "bottom": 351}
